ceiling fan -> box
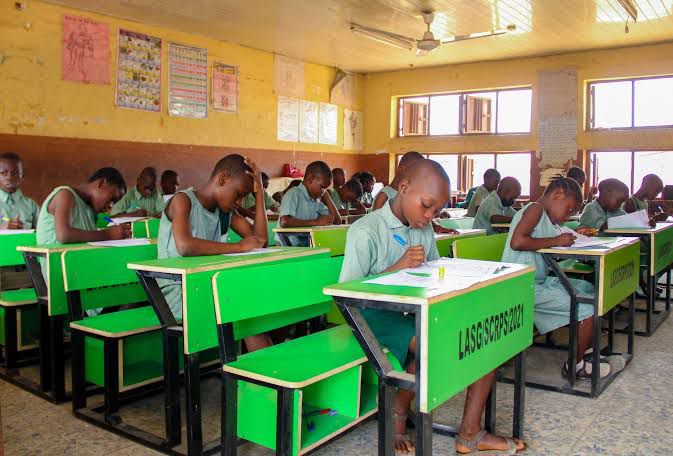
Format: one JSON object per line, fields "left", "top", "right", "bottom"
{"left": 350, "top": 11, "right": 516, "bottom": 56}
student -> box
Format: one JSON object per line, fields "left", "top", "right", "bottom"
{"left": 278, "top": 161, "right": 341, "bottom": 246}
{"left": 340, "top": 159, "right": 524, "bottom": 454}
{"left": 111, "top": 166, "right": 164, "bottom": 218}
{"left": 330, "top": 179, "right": 367, "bottom": 215}
{"left": 473, "top": 177, "right": 521, "bottom": 235}
{"left": 567, "top": 166, "right": 597, "bottom": 204}
{"left": 578, "top": 178, "right": 629, "bottom": 232}
{"left": 354, "top": 171, "right": 375, "bottom": 207}
{"left": 240, "top": 172, "right": 279, "bottom": 218}
{"left": 157, "top": 154, "right": 268, "bottom": 330}
{"left": 332, "top": 167, "right": 347, "bottom": 189}
{"left": 372, "top": 151, "right": 424, "bottom": 210}
{"left": 466, "top": 169, "right": 500, "bottom": 217}
{"left": 623, "top": 174, "right": 668, "bottom": 221}
{"left": 272, "top": 179, "right": 301, "bottom": 205}
{"left": 36, "top": 167, "right": 131, "bottom": 245}
{"left": 160, "top": 170, "right": 180, "bottom": 197}
{"left": 0, "top": 152, "right": 40, "bottom": 230}
{"left": 502, "top": 176, "right": 610, "bottom": 380}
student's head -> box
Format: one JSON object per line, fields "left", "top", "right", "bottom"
{"left": 496, "top": 177, "right": 522, "bottom": 207}
{"left": 566, "top": 166, "right": 586, "bottom": 187}
{"left": 160, "top": 170, "right": 179, "bottom": 195}
{"left": 597, "top": 178, "right": 629, "bottom": 212}
{"left": 209, "top": 154, "right": 254, "bottom": 212}
{"left": 136, "top": 167, "right": 158, "bottom": 198}
{"left": 261, "top": 172, "right": 270, "bottom": 190}
{"left": 0, "top": 152, "right": 24, "bottom": 194}
{"left": 340, "top": 179, "right": 364, "bottom": 203}
{"left": 640, "top": 174, "right": 664, "bottom": 200}
{"left": 542, "top": 176, "right": 584, "bottom": 224}
{"left": 303, "top": 161, "right": 332, "bottom": 199}
{"left": 332, "top": 168, "right": 346, "bottom": 188}
{"left": 88, "top": 167, "right": 127, "bottom": 213}
{"left": 483, "top": 169, "right": 501, "bottom": 192}
{"left": 396, "top": 159, "right": 450, "bottom": 229}
{"left": 396, "top": 151, "right": 424, "bottom": 177}
{"left": 355, "top": 171, "right": 375, "bottom": 193}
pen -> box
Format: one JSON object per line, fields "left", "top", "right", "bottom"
{"left": 393, "top": 234, "right": 428, "bottom": 266}
{"left": 103, "top": 216, "right": 118, "bottom": 225}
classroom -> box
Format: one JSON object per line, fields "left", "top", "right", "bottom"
{"left": 1, "top": 1, "right": 673, "bottom": 455}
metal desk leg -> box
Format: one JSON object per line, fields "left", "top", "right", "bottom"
{"left": 628, "top": 293, "right": 635, "bottom": 356}
{"left": 49, "top": 314, "right": 66, "bottom": 402}
{"left": 512, "top": 351, "right": 526, "bottom": 439}
{"left": 163, "top": 331, "right": 181, "bottom": 447}
{"left": 4, "top": 307, "right": 18, "bottom": 370}
{"left": 415, "top": 411, "right": 432, "bottom": 456}
{"left": 646, "top": 250, "right": 654, "bottom": 335}
{"left": 666, "top": 268, "right": 671, "bottom": 312}
{"left": 185, "top": 352, "right": 203, "bottom": 456}
{"left": 276, "top": 387, "right": 293, "bottom": 456}
{"left": 591, "top": 302, "right": 601, "bottom": 398}
{"left": 378, "top": 381, "right": 395, "bottom": 456}
{"left": 38, "top": 301, "right": 52, "bottom": 392}
{"left": 222, "top": 373, "right": 238, "bottom": 456}
{"left": 607, "top": 309, "right": 615, "bottom": 354}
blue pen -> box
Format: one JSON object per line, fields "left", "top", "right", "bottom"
{"left": 393, "top": 234, "right": 428, "bottom": 266}
{"left": 103, "top": 216, "right": 118, "bottom": 226}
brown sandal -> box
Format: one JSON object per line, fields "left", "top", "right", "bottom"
{"left": 455, "top": 430, "right": 520, "bottom": 455}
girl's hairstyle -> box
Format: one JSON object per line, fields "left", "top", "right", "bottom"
{"left": 566, "top": 166, "right": 586, "bottom": 182}
{"left": 544, "top": 175, "right": 583, "bottom": 204}
{"left": 344, "top": 178, "right": 364, "bottom": 199}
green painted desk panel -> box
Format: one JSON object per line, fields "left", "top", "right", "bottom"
{"left": 311, "top": 229, "right": 348, "bottom": 256}
{"left": 438, "top": 218, "right": 474, "bottom": 230}
{"left": 601, "top": 241, "right": 639, "bottom": 315}
{"left": 146, "top": 218, "right": 160, "bottom": 238}
{"left": 653, "top": 225, "right": 673, "bottom": 275}
{"left": 0, "top": 232, "right": 36, "bottom": 267}
{"left": 434, "top": 230, "right": 485, "bottom": 258}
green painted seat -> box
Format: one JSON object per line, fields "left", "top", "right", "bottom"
{"left": 453, "top": 233, "right": 508, "bottom": 261}
{"left": 0, "top": 288, "right": 37, "bottom": 306}
{"left": 69, "top": 306, "right": 160, "bottom": 338}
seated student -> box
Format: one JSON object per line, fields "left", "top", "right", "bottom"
{"left": 331, "top": 167, "right": 347, "bottom": 189}
{"left": 466, "top": 169, "right": 501, "bottom": 217}
{"left": 473, "top": 177, "right": 521, "bottom": 235}
{"left": 623, "top": 174, "right": 668, "bottom": 221}
{"left": 160, "top": 170, "right": 180, "bottom": 199}
{"left": 278, "top": 161, "right": 341, "bottom": 246}
{"left": 111, "top": 166, "right": 164, "bottom": 218}
{"left": 503, "top": 176, "right": 610, "bottom": 380}
{"left": 567, "top": 166, "right": 597, "bottom": 205}
{"left": 330, "top": 179, "right": 367, "bottom": 216}
{"left": 372, "top": 151, "right": 424, "bottom": 210}
{"left": 354, "top": 171, "right": 375, "bottom": 207}
{"left": 272, "top": 179, "right": 301, "bottom": 205}
{"left": 0, "top": 152, "right": 40, "bottom": 230}
{"left": 239, "top": 172, "right": 279, "bottom": 218}
{"left": 37, "top": 167, "right": 131, "bottom": 245}
{"left": 340, "top": 159, "right": 524, "bottom": 454}
{"left": 578, "top": 178, "right": 629, "bottom": 232}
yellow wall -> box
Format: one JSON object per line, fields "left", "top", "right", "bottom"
{"left": 0, "top": 1, "right": 364, "bottom": 153}
{"left": 364, "top": 41, "right": 673, "bottom": 177}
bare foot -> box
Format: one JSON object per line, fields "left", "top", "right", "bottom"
{"left": 394, "top": 412, "right": 415, "bottom": 453}
{"left": 456, "top": 431, "right": 525, "bottom": 454}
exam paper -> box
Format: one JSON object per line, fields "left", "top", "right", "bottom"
{"left": 163, "top": 194, "right": 173, "bottom": 203}
{"left": 0, "top": 229, "right": 35, "bottom": 235}
{"left": 607, "top": 209, "right": 649, "bottom": 229}
{"left": 222, "top": 248, "right": 285, "bottom": 256}
{"left": 109, "top": 217, "right": 147, "bottom": 224}
{"left": 557, "top": 226, "right": 618, "bottom": 249}
{"left": 88, "top": 238, "right": 152, "bottom": 247}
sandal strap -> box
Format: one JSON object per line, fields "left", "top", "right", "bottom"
{"left": 455, "top": 429, "right": 488, "bottom": 451}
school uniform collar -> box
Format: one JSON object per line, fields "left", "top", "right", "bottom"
{"left": 0, "top": 188, "right": 21, "bottom": 204}
{"left": 299, "top": 183, "right": 317, "bottom": 201}
{"left": 381, "top": 201, "right": 407, "bottom": 230}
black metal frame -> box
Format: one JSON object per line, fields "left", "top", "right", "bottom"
{"left": 334, "top": 296, "right": 526, "bottom": 456}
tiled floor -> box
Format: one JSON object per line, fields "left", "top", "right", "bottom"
{"left": 2, "top": 302, "right": 672, "bottom": 455}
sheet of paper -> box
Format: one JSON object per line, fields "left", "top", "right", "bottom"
{"left": 607, "top": 209, "right": 649, "bottom": 229}
{"left": 299, "top": 99, "right": 318, "bottom": 144}
{"left": 318, "top": 102, "right": 337, "bottom": 145}
{"left": 277, "top": 96, "right": 299, "bottom": 142}
{"left": 667, "top": 216, "right": 673, "bottom": 223}
{"left": 559, "top": 226, "right": 593, "bottom": 243}
{"left": 88, "top": 238, "right": 152, "bottom": 247}
{"left": 274, "top": 54, "right": 305, "bottom": 98}
{"left": 109, "top": 217, "right": 147, "bottom": 224}
{"left": 222, "top": 248, "right": 285, "bottom": 257}
{"left": 553, "top": 237, "right": 618, "bottom": 250}
{"left": 163, "top": 194, "right": 172, "bottom": 202}
{"left": 0, "top": 229, "right": 35, "bottom": 235}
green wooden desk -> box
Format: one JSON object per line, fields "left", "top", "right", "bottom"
{"left": 536, "top": 237, "right": 639, "bottom": 397}
{"left": 437, "top": 217, "right": 474, "bottom": 230}
{"left": 273, "top": 225, "right": 349, "bottom": 248}
{"left": 604, "top": 223, "right": 673, "bottom": 336}
{"left": 324, "top": 263, "right": 535, "bottom": 455}
{"left": 434, "top": 229, "right": 485, "bottom": 258}
{"left": 129, "top": 247, "right": 331, "bottom": 456}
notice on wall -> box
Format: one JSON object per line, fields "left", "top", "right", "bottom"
{"left": 319, "top": 103, "right": 338, "bottom": 145}
{"left": 299, "top": 100, "right": 319, "bottom": 144}
{"left": 538, "top": 117, "right": 577, "bottom": 165}
{"left": 343, "top": 109, "right": 363, "bottom": 151}
{"left": 330, "top": 72, "right": 356, "bottom": 107}
{"left": 168, "top": 43, "right": 208, "bottom": 118}
{"left": 62, "top": 15, "right": 109, "bottom": 84}
{"left": 537, "top": 69, "right": 578, "bottom": 166}
{"left": 274, "top": 54, "right": 305, "bottom": 98}
{"left": 116, "top": 29, "right": 162, "bottom": 112}
{"left": 212, "top": 62, "right": 238, "bottom": 112}
{"left": 278, "top": 96, "right": 299, "bottom": 142}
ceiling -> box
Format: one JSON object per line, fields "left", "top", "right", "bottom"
{"left": 44, "top": 0, "right": 673, "bottom": 73}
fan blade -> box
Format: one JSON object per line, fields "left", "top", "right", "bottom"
{"left": 350, "top": 23, "right": 416, "bottom": 47}
{"left": 440, "top": 29, "right": 509, "bottom": 44}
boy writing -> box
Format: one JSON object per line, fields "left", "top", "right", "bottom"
{"left": 0, "top": 152, "right": 40, "bottom": 230}
{"left": 473, "top": 177, "right": 521, "bottom": 235}
{"left": 372, "top": 151, "right": 424, "bottom": 210}
{"left": 354, "top": 171, "right": 375, "bottom": 207}
{"left": 623, "top": 174, "right": 668, "bottom": 221}
{"left": 111, "top": 167, "right": 164, "bottom": 218}
{"left": 578, "top": 178, "right": 629, "bottom": 232}
{"left": 466, "top": 169, "right": 501, "bottom": 217}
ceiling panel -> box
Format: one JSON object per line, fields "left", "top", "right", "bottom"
{"left": 43, "top": 0, "right": 673, "bottom": 73}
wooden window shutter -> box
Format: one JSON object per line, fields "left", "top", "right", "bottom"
{"left": 402, "top": 101, "right": 429, "bottom": 136}
{"left": 464, "top": 96, "right": 492, "bottom": 133}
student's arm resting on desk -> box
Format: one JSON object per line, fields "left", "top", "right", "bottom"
{"left": 51, "top": 189, "right": 130, "bottom": 243}
{"left": 509, "top": 204, "right": 574, "bottom": 250}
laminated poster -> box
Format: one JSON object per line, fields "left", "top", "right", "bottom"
{"left": 168, "top": 43, "right": 208, "bottom": 118}
{"left": 116, "top": 29, "right": 162, "bottom": 112}
{"left": 212, "top": 62, "right": 238, "bottom": 112}
{"left": 278, "top": 96, "right": 299, "bottom": 142}
{"left": 319, "top": 102, "right": 338, "bottom": 145}
{"left": 299, "top": 100, "right": 318, "bottom": 144}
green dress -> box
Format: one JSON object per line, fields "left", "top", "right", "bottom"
{"left": 278, "top": 183, "right": 329, "bottom": 246}
{"left": 502, "top": 202, "right": 593, "bottom": 334}
{"left": 339, "top": 201, "right": 439, "bottom": 365}
{"left": 473, "top": 193, "right": 516, "bottom": 235}
{"left": 157, "top": 188, "right": 230, "bottom": 318}
{"left": 111, "top": 186, "right": 164, "bottom": 216}
{"left": 466, "top": 185, "right": 491, "bottom": 217}
{"left": 37, "top": 186, "right": 96, "bottom": 245}
{"left": 329, "top": 188, "right": 350, "bottom": 211}
{"left": 0, "top": 189, "right": 40, "bottom": 229}
{"left": 377, "top": 186, "right": 397, "bottom": 206}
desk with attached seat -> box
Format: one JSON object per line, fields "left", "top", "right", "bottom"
{"left": 273, "top": 225, "right": 349, "bottom": 249}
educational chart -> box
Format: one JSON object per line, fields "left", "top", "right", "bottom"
{"left": 277, "top": 96, "right": 299, "bottom": 142}
{"left": 168, "top": 43, "right": 208, "bottom": 118}
{"left": 62, "top": 15, "right": 109, "bottom": 84}
{"left": 299, "top": 99, "right": 319, "bottom": 143}
{"left": 274, "top": 54, "right": 305, "bottom": 98}
{"left": 116, "top": 29, "right": 162, "bottom": 112}
{"left": 212, "top": 62, "right": 238, "bottom": 112}
{"left": 343, "top": 109, "right": 363, "bottom": 150}
{"left": 319, "top": 102, "right": 338, "bottom": 145}
{"left": 537, "top": 68, "right": 578, "bottom": 166}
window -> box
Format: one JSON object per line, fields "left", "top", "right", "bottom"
{"left": 588, "top": 76, "right": 673, "bottom": 129}
{"left": 634, "top": 151, "right": 673, "bottom": 191}
{"left": 590, "top": 150, "right": 673, "bottom": 194}
{"left": 398, "top": 87, "right": 532, "bottom": 137}
{"left": 428, "top": 155, "right": 459, "bottom": 190}
{"left": 497, "top": 153, "right": 532, "bottom": 196}
{"left": 590, "top": 151, "right": 632, "bottom": 191}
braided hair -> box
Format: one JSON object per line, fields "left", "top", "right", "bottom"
{"left": 544, "top": 174, "right": 583, "bottom": 204}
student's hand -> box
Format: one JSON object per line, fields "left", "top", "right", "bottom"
{"left": 649, "top": 217, "right": 658, "bottom": 228}
{"left": 315, "top": 214, "right": 334, "bottom": 226}
{"left": 576, "top": 227, "right": 597, "bottom": 237}
{"left": 123, "top": 209, "right": 148, "bottom": 218}
{"left": 395, "top": 245, "right": 426, "bottom": 270}
{"left": 244, "top": 158, "right": 263, "bottom": 192}
{"left": 106, "top": 223, "right": 132, "bottom": 240}
{"left": 1, "top": 218, "right": 24, "bottom": 230}
{"left": 238, "top": 235, "right": 265, "bottom": 252}
{"left": 553, "top": 233, "right": 576, "bottom": 247}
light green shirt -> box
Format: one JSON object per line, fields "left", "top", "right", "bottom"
{"left": 111, "top": 186, "right": 164, "bottom": 216}
{"left": 378, "top": 186, "right": 397, "bottom": 204}
{"left": 0, "top": 189, "right": 40, "bottom": 229}
{"left": 360, "top": 192, "right": 373, "bottom": 206}
{"left": 241, "top": 192, "right": 278, "bottom": 210}
{"left": 36, "top": 186, "right": 96, "bottom": 245}
{"left": 329, "top": 188, "right": 350, "bottom": 211}
{"left": 623, "top": 196, "right": 648, "bottom": 212}
{"left": 473, "top": 193, "right": 516, "bottom": 235}
{"left": 579, "top": 200, "right": 626, "bottom": 230}
{"left": 339, "top": 201, "right": 439, "bottom": 283}
{"left": 278, "top": 183, "right": 329, "bottom": 246}
{"left": 466, "top": 185, "right": 492, "bottom": 217}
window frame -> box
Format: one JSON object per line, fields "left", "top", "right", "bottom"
{"left": 587, "top": 148, "right": 673, "bottom": 194}
{"left": 587, "top": 74, "right": 673, "bottom": 131}
{"left": 396, "top": 86, "right": 532, "bottom": 138}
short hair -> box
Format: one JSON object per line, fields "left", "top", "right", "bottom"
{"left": 407, "top": 159, "right": 450, "bottom": 187}
{"left": 355, "top": 171, "right": 375, "bottom": 184}
{"left": 544, "top": 175, "right": 583, "bottom": 204}
{"left": 0, "top": 152, "right": 22, "bottom": 163}
{"left": 332, "top": 168, "right": 345, "bottom": 177}
{"left": 139, "top": 166, "right": 157, "bottom": 180}
{"left": 642, "top": 173, "right": 663, "bottom": 187}
{"left": 598, "top": 178, "right": 629, "bottom": 196}
{"left": 211, "top": 154, "right": 252, "bottom": 179}
{"left": 261, "top": 172, "right": 269, "bottom": 181}
{"left": 398, "top": 151, "right": 424, "bottom": 168}
{"left": 344, "top": 178, "right": 364, "bottom": 199}
{"left": 160, "top": 169, "right": 177, "bottom": 183}
{"left": 305, "top": 161, "right": 332, "bottom": 180}
{"left": 567, "top": 166, "right": 586, "bottom": 182}
{"left": 89, "top": 167, "right": 127, "bottom": 191}
{"left": 484, "top": 169, "right": 501, "bottom": 180}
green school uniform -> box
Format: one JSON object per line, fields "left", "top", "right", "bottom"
{"left": 473, "top": 193, "right": 516, "bottom": 235}
{"left": 157, "top": 188, "right": 231, "bottom": 319}
{"left": 329, "top": 188, "right": 350, "bottom": 211}
{"left": 466, "top": 185, "right": 492, "bottom": 217}
{"left": 360, "top": 192, "right": 373, "bottom": 206}
{"left": 378, "top": 186, "right": 398, "bottom": 205}
{"left": 36, "top": 186, "right": 96, "bottom": 245}
{"left": 502, "top": 202, "right": 593, "bottom": 334}
{"left": 623, "top": 196, "right": 648, "bottom": 212}
{"left": 339, "top": 201, "right": 439, "bottom": 365}
{"left": 241, "top": 192, "right": 278, "bottom": 210}
{"left": 578, "top": 200, "right": 626, "bottom": 230}
{"left": 111, "top": 186, "right": 164, "bottom": 216}
{"left": 278, "top": 183, "right": 329, "bottom": 246}
{"left": 0, "top": 189, "right": 40, "bottom": 229}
